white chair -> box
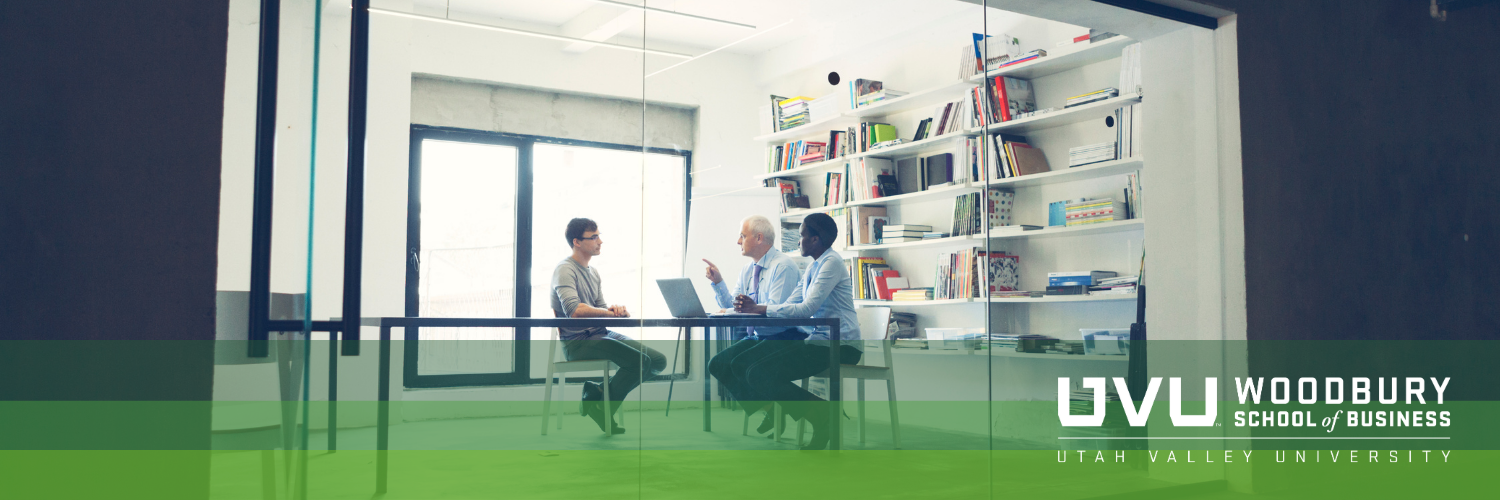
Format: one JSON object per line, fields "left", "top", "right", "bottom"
{"left": 540, "top": 328, "right": 619, "bottom": 435}
{"left": 743, "top": 307, "right": 902, "bottom": 448}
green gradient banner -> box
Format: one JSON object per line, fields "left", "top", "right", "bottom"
{"left": 2, "top": 340, "right": 1495, "bottom": 498}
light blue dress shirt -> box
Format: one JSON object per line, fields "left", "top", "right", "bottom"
{"left": 710, "top": 246, "right": 800, "bottom": 310}
{"left": 766, "top": 248, "right": 860, "bottom": 345}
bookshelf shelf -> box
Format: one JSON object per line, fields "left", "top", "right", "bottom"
{"left": 848, "top": 233, "right": 983, "bottom": 252}
{"left": 753, "top": 132, "right": 979, "bottom": 181}
{"left": 753, "top": 114, "right": 854, "bottom": 143}
{"left": 845, "top": 79, "right": 977, "bottom": 118}
{"left": 779, "top": 204, "right": 845, "bottom": 220}
{"left": 968, "top": 36, "right": 1133, "bottom": 82}
{"left": 855, "top": 293, "right": 1137, "bottom": 307}
{"left": 856, "top": 298, "right": 975, "bottom": 307}
{"left": 966, "top": 93, "right": 1141, "bottom": 135}
{"left": 844, "top": 181, "right": 980, "bottom": 208}
{"left": 977, "top": 219, "right": 1143, "bottom": 241}
{"left": 754, "top": 157, "right": 847, "bottom": 182}
{"left": 986, "top": 156, "right": 1143, "bottom": 188}
{"left": 884, "top": 347, "right": 1130, "bottom": 362}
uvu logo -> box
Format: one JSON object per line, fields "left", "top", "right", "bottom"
{"left": 1059, "top": 377, "right": 1218, "bottom": 427}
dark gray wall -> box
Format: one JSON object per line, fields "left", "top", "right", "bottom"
{"left": 0, "top": 0, "right": 228, "bottom": 497}
{"left": 1215, "top": 0, "right": 1500, "bottom": 341}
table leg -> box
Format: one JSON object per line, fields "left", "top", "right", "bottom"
{"left": 376, "top": 325, "right": 391, "bottom": 494}
{"left": 702, "top": 326, "right": 711, "bottom": 432}
{"left": 328, "top": 334, "right": 337, "bottom": 453}
{"left": 829, "top": 324, "right": 840, "bottom": 451}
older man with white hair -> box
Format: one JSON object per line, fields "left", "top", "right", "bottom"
{"left": 702, "top": 215, "right": 801, "bottom": 435}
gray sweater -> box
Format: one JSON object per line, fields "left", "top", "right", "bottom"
{"left": 550, "top": 256, "right": 607, "bottom": 340}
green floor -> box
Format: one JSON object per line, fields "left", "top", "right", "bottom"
{"left": 207, "top": 406, "right": 1225, "bottom": 500}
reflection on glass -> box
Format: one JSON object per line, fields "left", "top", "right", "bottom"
{"left": 416, "top": 140, "right": 518, "bottom": 375}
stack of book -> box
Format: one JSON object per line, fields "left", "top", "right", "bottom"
{"left": 821, "top": 171, "right": 844, "bottom": 206}
{"left": 852, "top": 257, "right": 889, "bottom": 300}
{"left": 1123, "top": 172, "right": 1142, "bottom": 219}
{"left": 1069, "top": 142, "right": 1118, "bottom": 167}
{"left": 892, "top": 288, "right": 934, "bottom": 302}
{"left": 959, "top": 33, "right": 1023, "bottom": 78}
{"left": 991, "top": 290, "right": 1044, "bottom": 299}
{"left": 775, "top": 179, "right": 808, "bottom": 212}
{"left": 880, "top": 224, "right": 932, "bottom": 243}
{"left": 797, "top": 142, "right": 828, "bottom": 166}
{"left": 934, "top": 249, "right": 1021, "bottom": 300}
{"left": 1047, "top": 270, "right": 1118, "bottom": 295}
{"left": 952, "top": 189, "right": 1023, "bottom": 236}
{"left": 858, "top": 89, "right": 907, "bottom": 107}
{"left": 1046, "top": 341, "right": 1086, "bottom": 355}
{"left": 1090, "top": 275, "right": 1138, "bottom": 295}
{"left": 767, "top": 140, "right": 827, "bottom": 173}
{"left": 778, "top": 96, "right": 811, "bottom": 130}
{"left": 1064, "top": 198, "right": 1125, "bottom": 226}
{"left": 922, "top": 231, "right": 949, "bottom": 239}
{"left": 889, "top": 312, "right": 918, "bottom": 338}
{"left": 1065, "top": 88, "right": 1119, "bottom": 108}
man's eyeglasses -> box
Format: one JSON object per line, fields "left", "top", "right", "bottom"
{"left": 578, "top": 234, "right": 601, "bottom": 241}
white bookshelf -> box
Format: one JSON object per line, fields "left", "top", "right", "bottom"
{"left": 845, "top": 79, "right": 976, "bottom": 118}
{"left": 966, "top": 93, "right": 1141, "bottom": 135}
{"left": 976, "top": 219, "right": 1143, "bottom": 241}
{"left": 968, "top": 35, "right": 1133, "bottom": 82}
{"left": 885, "top": 347, "right": 1130, "bottom": 362}
{"left": 854, "top": 293, "right": 1137, "bottom": 308}
{"left": 848, "top": 234, "right": 982, "bottom": 252}
{"left": 844, "top": 181, "right": 980, "bottom": 208}
{"left": 753, "top": 30, "right": 1146, "bottom": 348}
{"left": 988, "top": 156, "right": 1143, "bottom": 188}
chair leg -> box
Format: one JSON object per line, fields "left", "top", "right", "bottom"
{"left": 541, "top": 366, "right": 556, "bottom": 435}
{"left": 741, "top": 408, "right": 751, "bottom": 436}
{"left": 886, "top": 377, "right": 902, "bottom": 449}
{"left": 601, "top": 368, "right": 613, "bottom": 436}
{"left": 260, "top": 449, "right": 276, "bottom": 500}
{"left": 794, "top": 378, "right": 809, "bottom": 446}
{"left": 858, "top": 378, "right": 867, "bottom": 446}
{"left": 555, "top": 374, "right": 565, "bottom": 430}
{"left": 775, "top": 403, "right": 785, "bottom": 442}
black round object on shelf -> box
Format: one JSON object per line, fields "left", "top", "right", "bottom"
{"left": 1105, "top": 115, "right": 1116, "bottom": 127}
{"left": 828, "top": 72, "right": 840, "bottom": 85}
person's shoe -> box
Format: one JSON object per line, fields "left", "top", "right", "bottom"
{"left": 756, "top": 409, "right": 788, "bottom": 436}
{"left": 800, "top": 405, "right": 832, "bottom": 450}
{"left": 582, "top": 400, "right": 626, "bottom": 435}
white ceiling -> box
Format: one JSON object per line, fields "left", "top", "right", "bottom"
{"left": 409, "top": 0, "right": 983, "bottom": 57}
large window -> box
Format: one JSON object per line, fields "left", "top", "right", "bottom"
{"left": 406, "top": 126, "right": 690, "bottom": 387}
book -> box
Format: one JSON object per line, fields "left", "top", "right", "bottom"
{"left": 1009, "top": 143, "right": 1051, "bottom": 176}
{"left": 875, "top": 174, "right": 901, "bottom": 197}
{"left": 884, "top": 224, "right": 933, "bottom": 232}
{"left": 1045, "top": 285, "right": 1089, "bottom": 295}
{"left": 995, "top": 77, "right": 1037, "bottom": 122}
{"left": 1065, "top": 88, "right": 1119, "bottom": 108}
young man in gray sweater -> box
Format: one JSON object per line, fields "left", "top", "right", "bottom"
{"left": 550, "top": 218, "right": 666, "bottom": 434}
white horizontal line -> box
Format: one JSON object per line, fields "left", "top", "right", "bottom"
{"left": 1058, "top": 436, "right": 1450, "bottom": 440}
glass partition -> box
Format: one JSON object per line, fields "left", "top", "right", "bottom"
{"left": 214, "top": 1, "right": 1217, "bottom": 497}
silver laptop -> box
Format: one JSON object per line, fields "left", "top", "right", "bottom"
{"left": 655, "top": 278, "right": 763, "bottom": 318}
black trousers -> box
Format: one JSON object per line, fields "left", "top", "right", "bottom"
{"left": 562, "top": 330, "right": 667, "bottom": 404}
{"left": 707, "top": 336, "right": 803, "bottom": 409}
{"left": 740, "top": 342, "right": 862, "bottom": 421}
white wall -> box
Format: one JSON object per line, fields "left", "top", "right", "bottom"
{"left": 216, "top": 1, "right": 1244, "bottom": 437}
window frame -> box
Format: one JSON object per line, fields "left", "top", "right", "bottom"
{"left": 405, "top": 125, "right": 693, "bottom": 389}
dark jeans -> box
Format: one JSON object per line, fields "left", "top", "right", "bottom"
{"left": 562, "top": 330, "right": 667, "bottom": 404}
{"left": 706, "top": 333, "right": 805, "bottom": 408}
{"left": 740, "top": 343, "right": 862, "bottom": 421}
